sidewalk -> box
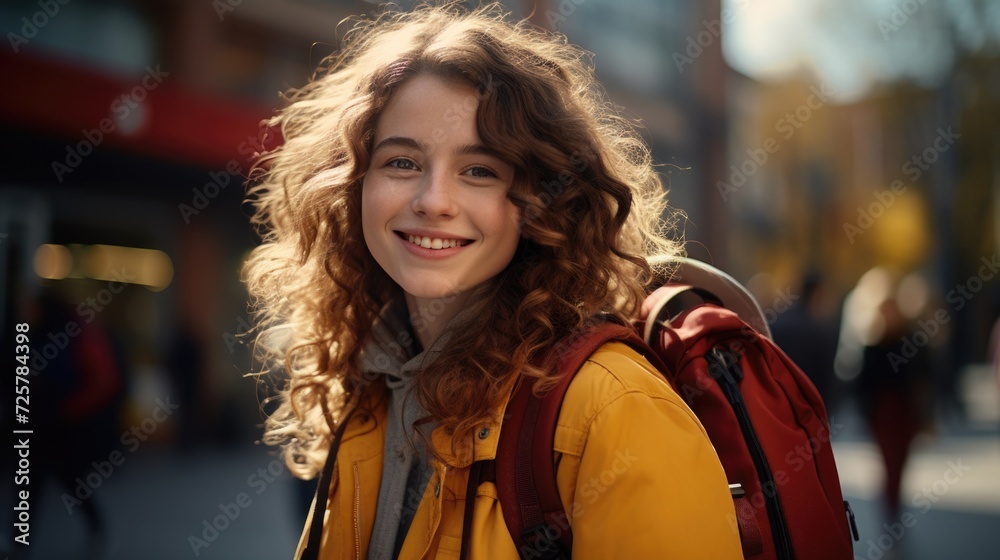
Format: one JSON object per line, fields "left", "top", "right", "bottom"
{"left": 11, "top": 366, "right": 1000, "bottom": 559}
{"left": 13, "top": 447, "right": 303, "bottom": 560}
{"left": 836, "top": 363, "right": 1000, "bottom": 560}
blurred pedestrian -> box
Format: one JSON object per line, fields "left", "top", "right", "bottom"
{"left": 837, "top": 267, "right": 933, "bottom": 524}
{"left": 166, "top": 319, "right": 205, "bottom": 448}
{"left": 772, "top": 271, "right": 842, "bottom": 412}
{"left": 26, "top": 288, "right": 124, "bottom": 559}
{"left": 989, "top": 311, "right": 1000, "bottom": 434}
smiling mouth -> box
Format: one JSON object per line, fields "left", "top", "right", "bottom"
{"left": 396, "top": 232, "right": 472, "bottom": 250}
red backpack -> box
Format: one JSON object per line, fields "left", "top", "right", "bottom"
{"left": 460, "top": 257, "right": 859, "bottom": 560}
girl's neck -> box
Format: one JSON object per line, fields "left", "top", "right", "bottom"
{"left": 404, "top": 290, "right": 475, "bottom": 349}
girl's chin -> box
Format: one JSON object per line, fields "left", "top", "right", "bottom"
{"left": 394, "top": 274, "right": 497, "bottom": 307}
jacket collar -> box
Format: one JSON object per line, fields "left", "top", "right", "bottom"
{"left": 343, "top": 375, "right": 515, "bottom": 469}
{"left": 428, "top": 386, "right": 514, "bottom": 468}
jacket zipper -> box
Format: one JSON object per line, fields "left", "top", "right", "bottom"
{"left": 708, "top": 348, "right": 793, "bottom": 560}
{"left": 353, "top": 462, "right": 361, "bottom": 560}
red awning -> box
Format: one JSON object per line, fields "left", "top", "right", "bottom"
{"left": 0, "top": 50, "right": 276, "bottom": 170}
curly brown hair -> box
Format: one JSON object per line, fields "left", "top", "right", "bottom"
{"left": 242, "top": 1, "right": 681, "bottom": 478}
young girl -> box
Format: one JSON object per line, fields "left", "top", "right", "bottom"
{"left": 243, "top": 3, "right": 743, "bottom": 558}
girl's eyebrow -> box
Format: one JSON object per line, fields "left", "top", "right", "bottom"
{"left": 372, "top": 136, "right": 499, "bottom": 158}
{"left": 455, "top": 143, "right": 498, "bottom": 158}
{"left": 372, "top": 136, "right": 425, "bottom": 153}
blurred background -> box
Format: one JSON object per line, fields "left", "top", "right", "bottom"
{"left": 0, "top": 0, "right": 997, "bottom": 558}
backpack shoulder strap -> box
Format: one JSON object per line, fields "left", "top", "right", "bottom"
{"left": 464, "top": 322, "right": 656, "bottom": 560}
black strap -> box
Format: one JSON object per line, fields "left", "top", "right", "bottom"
{"left": 659, "top": 287, "right": 721, "bottom": 325}
{"left": 301, "top": 405, "right": 357, "bottom": 560}
{"left": 460, "top": 460, "right": 490, "bottom": 559}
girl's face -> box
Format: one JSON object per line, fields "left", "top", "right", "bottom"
{"left": 361, "top": 74, "right": 521, "bottom": 304}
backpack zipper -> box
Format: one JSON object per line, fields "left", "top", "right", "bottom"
{"left": 707, "top": 347, "right": 793, "bottom": 560}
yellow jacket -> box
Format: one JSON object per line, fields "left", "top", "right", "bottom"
{"left": 296, "top": 341, "right": 744, "bottom": 559}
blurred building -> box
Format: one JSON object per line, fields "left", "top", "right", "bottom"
{"left": 0, "top": 0, "right": 373, "bottom": 445}
{"left": 552, "top": 0, "right": 729, "bottom": 262}
{"left": 718, "top": 0, "right": 1000, "bottom": 413}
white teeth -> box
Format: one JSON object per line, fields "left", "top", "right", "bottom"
{"left": 406, "top": 235, "right": 465, "bottom": 250}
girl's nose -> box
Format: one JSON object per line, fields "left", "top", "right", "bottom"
{"left": 411, "top": 171, "right": 458, "bottom": 218}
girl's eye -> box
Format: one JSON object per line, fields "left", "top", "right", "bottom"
{"left": 387, "top": 158, "right": 417, "bottom": 171}
{"left": 464, "top": 166, "right": 497, "bottom": 178}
